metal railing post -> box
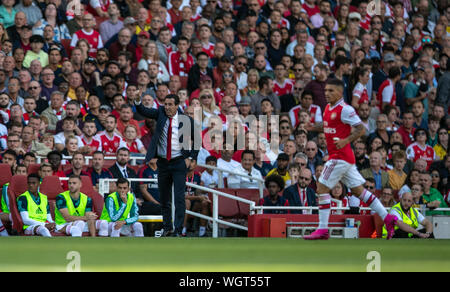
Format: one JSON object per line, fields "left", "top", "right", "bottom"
{"left": 213, "top": 193, "right": 218, "bottom": 238}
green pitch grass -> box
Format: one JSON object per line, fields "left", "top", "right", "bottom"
{"left": 1, "top": 237, "right": 450, "bottom": 272}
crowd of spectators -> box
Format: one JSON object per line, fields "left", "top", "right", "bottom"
{"left": 0, "top": 0, "right": 449, "bottom": 236}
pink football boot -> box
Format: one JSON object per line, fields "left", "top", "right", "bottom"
{"left": 383, "top": 214, "right": 398, "bottom": 240}
{"left": 303, "top": 229, "right": 330, "bottom": 240}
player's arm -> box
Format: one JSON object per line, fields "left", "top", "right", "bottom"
{"left": 139, "top": 184, "right": 160, "bottom": 205}
{"left": 335, "top": 123, "right": 366, "bottom": 150}
{"left": 305, "top": 122, "right": 323, "bottom": 133}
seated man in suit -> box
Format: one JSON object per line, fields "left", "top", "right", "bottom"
{"left": 283, "top": 168, "right": 317, "bottom": 214}
{"left": 360, "top": 151, "right": 390, "bottom": 191}
{"left": 108, "top": 147, "right": 139, "bottom": 197}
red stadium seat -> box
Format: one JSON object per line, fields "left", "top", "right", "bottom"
{"left": 234, "top": 189, "right": 261, "bottom": 217}
{"left": 27, "top": 163, "right": 41, "bottom": 175}
{"left": 40, "top": 176, "right": 64, "bottom": 200}
{"left": 7, "top": 175, "right": 29, "bottom": 233}
{"left": 103, "top": 158, "right": 117, "bottom": 169}
{"left": 80, "top": 175, "right": 104, "bottom": 214}
{"left": 0, "top": 163, "right": 12, "bottom": 187}
{"left": 209, "top": 188, "right": 240, "bottom": 218}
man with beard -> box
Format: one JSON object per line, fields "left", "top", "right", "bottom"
{"left": 96, "top": 48, "right": 109, "bottom": 74}
{"left": 64, "top": 152, "right": 90, "bottom": 177}
{"left": 79, "top": 57, "right": 98, "bottom": 89}
{"left": 117, "top": 51, "right": 138, "bottom": 84}
{"left": 87, "top": 151, "right": 114, "bottom": 193}
{"left": 97, "top": 115, "right": 127, "bottom": 155}
{"left": 267, "top": 153, "right": 291, "bottom": 184}
{"left": 283, "top": 168, "right": 317, "bottom": 214}
{"left": 354, "top": 141, "right": 370, "bottom": 171}
{"left": 358, "top": 103, "right": 376, "bottom": 136}
{"left": 55, "top": 59, "right": 74, "bottom": 86}
{"left": 108, "top": 147, "right": 139, "bottom": 195}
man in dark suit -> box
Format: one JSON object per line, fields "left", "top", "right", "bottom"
{"left": 135, "top": 94, "right": 200, "bottom": 236}
{"left": 283, "top": 168, "right": 317, "bottom": 214}
{"left": 108, "top": 147, "right": 139, "bottom": 196}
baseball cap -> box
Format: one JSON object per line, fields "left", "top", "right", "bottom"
{"left": 277, "top": 153, "right": 290, "bottom": 161}
{"left": 138, "top": 31, "right": 150, "bottom": 38}
{"left": 239, "top": 96, "right": 251, "bottom": 106}
{"left": 84, "top": 57, "right": 97, "bottom": 65}
{"left": 349, "top": 12, "right": 361, "bottom": 20}
{"left": 99, "top": 105, "right": 112, "bottom": 112}
{"left": 383, "top": 53, "right": 396, "bottom": 63}
{"left": 123, "top": 17, "right": 137, "bottom": 25}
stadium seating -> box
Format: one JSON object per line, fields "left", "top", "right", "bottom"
{"left": 234, "top": 188, "right": 260, "bottom": 218}
{"left": 27, "top": 163, "right": 41, "bottom": 175}
{"left": 0, "top": 163, "right": 12, "bottom": 187}
{"left": 209, "top": 188, "right": 240, "bottom": 218}
{"left": 79, "top": 175, "right": 104, "bottom": 214}
{"left": 7, "top": 175, "right": 28, "bottom": 233}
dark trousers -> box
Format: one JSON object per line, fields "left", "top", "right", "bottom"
{"left": 393, "top": 228, "right": 434, "bottom": 239}
{"left": 157, "top": 157, "right": 187, "bottom": 233}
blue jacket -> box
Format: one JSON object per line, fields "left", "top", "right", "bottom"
{"left": 282, "top": 184, "right": 317, "bottom": 214}
{"left": 135, "top": 104, "right": 200, "bottom": 162}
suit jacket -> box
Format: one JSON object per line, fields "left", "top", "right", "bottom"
{"left": 135, "top": 103, "right": 200, "bottom": 162}
{"left": 360, "top": 168, "right": 390, "bottom": 190}
{"left": 108, "top": 163, "right": 140, "bottom": 198}
{"left": 283, "top": 184, "right": 317, "bottom": 214}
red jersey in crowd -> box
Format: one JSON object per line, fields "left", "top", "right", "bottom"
{"left": 352, "top": 82, "right": 369, "bottom": 105}
{"left": 331, "top": 196, "right": 349, "bottom": 215}
{"left": 289, "top": 104, "right": 323, "bottom": 128}
{"left": 96, "top": 131, "right": 126, "bottom": 155}
{"left": 80, "top": 134, "right": 102, "bottom": 153}
{"left": 323, "top": 99, "right": 362, "bottom": 164}
{"left": 273, "top": 79, "right": 294, "bottom": 97}
{"left": 302, "top": 3, "right": 320, "bottom": 17}
{"left": 406, "top": 142, "right": 436, "bottom": 170}
{"left": 376, "top": 79, "right": 396, "bottom": 111}
{"left": 71, "top": 29, "right": 103, "bottom": 58}
{"left": 167, "top": 51, "right": 194, "bottom": 77}
{"left": 202, "top": 42, "right": 215, "bottom": 58}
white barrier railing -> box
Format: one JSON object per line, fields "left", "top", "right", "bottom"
{"left": 36, "top": 155, "right": 146, "bottom": 166}
{"left": 98, "top": 178, "right": 255, "bottom": 238}
{"left": 196, "top": 163, "right": 265, "bottom": 199}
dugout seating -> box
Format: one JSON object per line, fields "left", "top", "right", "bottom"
{"left": 208, "top": 188, "right": 240, "bottom": 219}
{"left": 27, "top": 163, "right": 41, "bottom": 175}
{"left": 7, "top": 175, "right": 105, "bottom": 236}
{"left": 7, "top": 175, "right": 28, "bottom": 234}
{"left": 234, "top": 189, "right": 260, "bottom": 218}
{"left": 0, "top": 163, "right": 12, "bottom": 187}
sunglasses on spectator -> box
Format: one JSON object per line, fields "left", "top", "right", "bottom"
{"left": 416, "top": 132, "right": 426, "bottom": 136}
{"left": 294, "top": 87, "right": 303, "bottom": 90}
{"left": 223, "top": 74, "right": 233, "bottom": 78}
{"left": 201, "top": 95, "right": 212, "bottom": 99}
{"left": 364, "top": 185, "right": 375, "bottom": 190}
{"left": 299, "top": 176, "right": 310, "bottom": 180}
{"left": 238, "top": 61, "right": 247, "bottom": 66}
{"left": 255, "top": 46, "right": 265, "bottom": 50}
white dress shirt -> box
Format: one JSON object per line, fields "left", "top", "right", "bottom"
{"left": 227, "top": 164, "right": 263, "bottom": 189}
